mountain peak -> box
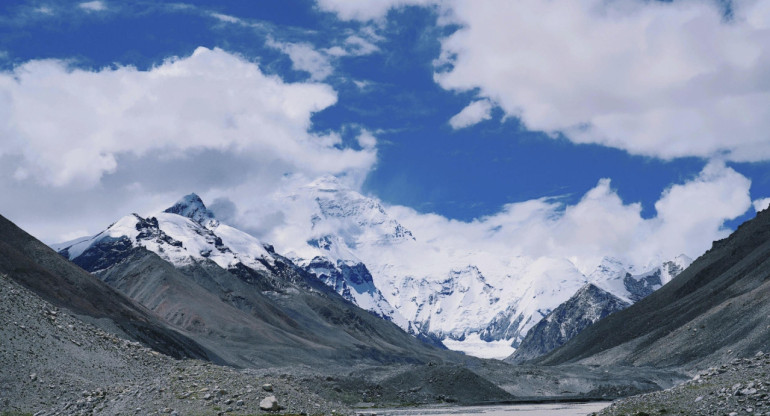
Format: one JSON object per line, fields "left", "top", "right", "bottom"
{"left": 164, "top": 193, "right": 215, "bottom": 225}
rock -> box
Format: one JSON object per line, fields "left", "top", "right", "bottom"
{"left": 259, "top": 395, "right": 280, "bottom": 411}
{"left": 739, "top": 388, "right": 758, "bottom": 396}
{"left": 262, "top": 383, "right": 273, "bottom": 392}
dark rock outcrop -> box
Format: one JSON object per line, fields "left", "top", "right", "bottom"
{"left": 507, "top": 284, "right": 629, "bottom": 364}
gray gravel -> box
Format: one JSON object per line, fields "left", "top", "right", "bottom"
{"left": 595, "top": 351, "right": 770, "bottom": 416}
{"left": 0, "top": 272, "right": 347, "bottom": 415}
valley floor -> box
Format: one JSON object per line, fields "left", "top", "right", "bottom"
{"left": 5, "top": 267, "right": 751, "bottom": 416}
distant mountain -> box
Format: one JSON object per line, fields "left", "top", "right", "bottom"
{"left": 265, "top": 176, "right": 692, "bottom": 359}
{"left": 588, "top": 255, "right": 692, "bottom": 303}
{"left": 534, "top": 207, "right": 770, "bottom": 370}
{"left": 57, "top": 194, "right": 452, "bottom": 368}
{"left": 506, "top": 284, "right": 630, "bottom": 364}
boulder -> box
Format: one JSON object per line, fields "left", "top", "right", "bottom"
{"left": 259, "top": 395, "right": 280, "bottom": 411}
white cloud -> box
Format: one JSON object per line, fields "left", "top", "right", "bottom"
{"left": 0, "top": 47, "right": 378, "bottom": 242}
{"left": 0, "top": 47, "right": 376, "bottom": 188}
{"left": 266, "top": 38, "right": 335, "bottom": 81}
{"left": 434, "top": 0, "right": 770, "bottom": 162}
{"left": 448, "top": 99, "right": 493, "bottom": 129}
{"left": 315, "top": 0, "right": 437, "bottom": 21}
{"left": 754, "top": 197, "right": 770, "bottom": 212}
{"left": 78, "top": 1, "right": 106, "bottom": 12}
{"left": 343, "top": 35, "right": 380, "bottom": 56}
{"left": 318, "top": 0, "right": 770, "bottom": 162}
{"left": 357, "top": 130, "right": 378, "bottom": 150}
{"left": 383, "top": 161, "right": 750, "bottom": 273}
{"left": 220, "top": 159, "right": 750, "bottom": 287}
{"left": 210, "top": 12, "right": 242, "bottom": 24}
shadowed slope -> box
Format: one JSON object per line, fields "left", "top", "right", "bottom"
{"left": 96, "top": 246, "right": 453, "bottom": 368}
{"left": 0, "top": 214, "right": 221, "bottom": 362}
{"left": 536, "top": 208, "right": 770, "bottom": 370}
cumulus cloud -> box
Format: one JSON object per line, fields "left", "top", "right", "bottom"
{"left": 754, "top": 197, "right": 770, "bottom": 212}
{"left": 448, "top": 99, "right": 493, "bottom": 129}
{"left": 0, "top": 47, "right": 378, "bottom": 188}
{"left": 318, "top": 0, "right": 770, "bottom": 162}
{"left": 78, "top": 1, "right": 106, "bottom": 12}
{"left": 217, "top": 159, "right": 750, "bottom": 286}
{"left": 0, "top": 47, "right": 377, "bottom": 241}
{"left": 435, "top": 0, "right": 770, "bottom": 162}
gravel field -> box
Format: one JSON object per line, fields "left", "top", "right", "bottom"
{"left": 596, "top": 351, "right": 770, "bottom": 416}
{"left": 0, "top": 273, "right": 346, "bottom": 415}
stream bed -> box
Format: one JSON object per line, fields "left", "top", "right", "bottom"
{"left": 365, "top": 402, "right": 611, "bottom": 416}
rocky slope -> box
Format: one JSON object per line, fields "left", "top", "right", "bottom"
{"left": 536, "top": 207, "right": 770, "bottom": 371}
{"left": 596, "top": 351, "right": 770, "bottom": 416}
{"left": 0, "top": 271, "right": 345, "bottom": 415}
{"left": 0, "top": 213, "right": 216, "bottom": 362}
{"left": 507, "top": 283, "right": 630, "bottom": 364}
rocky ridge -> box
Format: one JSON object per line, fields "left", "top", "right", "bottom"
{"left": 507, "top": 283, "right": 630, "bottom": 363}
{"left": 56, "top": 198, "right": 455, "bottom": 369}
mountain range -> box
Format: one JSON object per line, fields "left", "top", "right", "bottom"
{"left": 56, "top": 180, "right": 692, "bottom": 360}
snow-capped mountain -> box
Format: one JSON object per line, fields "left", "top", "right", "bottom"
{"left": 506, "top": 255, "right": 692, "bottom": 364}
{"left": 56, "top": 184, "right": 693, "bottom": 360}
{"left": 54, "top": 193, "right": 454, "bottom": 368}
{"left": 60, "top": 193, "right": 275, "bottom": 275}
{"left": 263, "top": 176, "right": 694, "bottom": 359}
{"left": 588, "top": 255, "right": 692, "bottom": 303}
{"left": 302, "top": 254, "right": 401, "bottom": 323}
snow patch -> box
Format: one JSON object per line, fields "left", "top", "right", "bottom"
{"left": 442, "top": 333, "right": 516, "bottom": 360}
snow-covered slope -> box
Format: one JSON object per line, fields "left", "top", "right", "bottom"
{"left": 261, "top": 176, "right": 694, "bottom": 359}
{"left": 506, "top": 256, "right": 691, "bottom": 364}
{"left": 59, "top": 194, "right": 274, "bottom": 274}
{"left": 588, "top": 255, "right": 693, "bottom": 304}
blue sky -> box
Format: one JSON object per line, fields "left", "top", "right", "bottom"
{"left": 0, "top": 0, "right": 769, "bottom": 262}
